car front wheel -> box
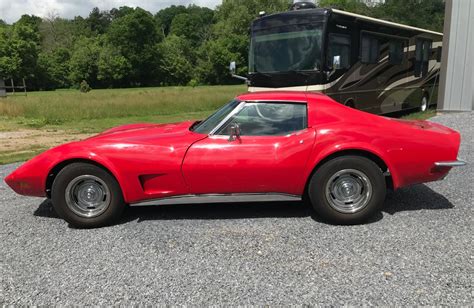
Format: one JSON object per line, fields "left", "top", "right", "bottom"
{"left": 51, "top": 162, "right": 125, "bottom": 228}
{"left": 308, "top": 156, "right": 386, "bottom": 224}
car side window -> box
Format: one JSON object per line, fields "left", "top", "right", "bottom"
{"left": 215, "top": 102, "right": 307, "bottom": 136}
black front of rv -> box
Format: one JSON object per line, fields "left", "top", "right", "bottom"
{"left": 248, "top": 8, "right": 330, "bottom": 89}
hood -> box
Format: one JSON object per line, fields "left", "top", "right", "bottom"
{"left": 85, "top": 121, "right": 200, "bottom": 144}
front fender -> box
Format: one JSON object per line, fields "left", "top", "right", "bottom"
{"left": 5, "top": 142, "right": 127, "bottom": 200}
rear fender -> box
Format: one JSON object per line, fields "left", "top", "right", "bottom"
{"left": 303, "top": 142, "right": 400, "bottom": 190}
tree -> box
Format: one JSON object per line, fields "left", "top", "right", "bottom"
{"left": 98, "top": 44, "right": 132, "bottom": 86}
{"left": 15, "top": 14, "right": 42, "bottom": 32}
{"left": 170, "top": 7, "right": 214, "bottom": 46}
{"left": 86, "top": 7, "right": 111, "bottom": 34}
{"left": 154, "top": 5, "right": 188, "bottom": 37}
{"left": 109, "top": 6, "right": 135, "bottom": 20}
{"left": 158, "top": 35, "right": 193, "bottom": 85}
{"left": 372, "top": 0, "right": 445, "bottom": 32}
{"left": 68, "top": 36, "right": 101, "bottom": 86}
{"left": 35, "top": 48, "right": 71, "bottom": 89}
{"left": 40, "top": 17, "right": 81, "bottom": 52}
{"left": 107, "top": 7, "right": 161, "bottom": 85}
{"left": 318, "top": 0, "right": 370, "bottom": 15}
{"left": 0, "top": 22, "right": 40, "bottom": 80}
{"left": 0, "top": 26, "right": 21, "bottom": 78}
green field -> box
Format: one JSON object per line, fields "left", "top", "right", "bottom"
{"left": 0, "top": 85, "right": 247, "bottom": 133}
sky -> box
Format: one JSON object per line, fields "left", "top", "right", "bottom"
{"left": 0, "top": 0, "right": 221, "bottom": 23}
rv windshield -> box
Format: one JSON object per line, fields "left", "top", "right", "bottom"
{"left": 250, "top": 24, "right": 323, "bottom": 73}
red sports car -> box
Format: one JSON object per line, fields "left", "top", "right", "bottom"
{"left": 5, "top": 92, "right": 465, "bottom": 228}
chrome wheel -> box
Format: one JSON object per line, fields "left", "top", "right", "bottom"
{"left": 65, "top": 175, "right": 111, "bottom": 218}
{"left": 421, "top": 96, "right": 428, "bottom": 112}
{"left": 325, "top": 169, "right": 372, "bottom": 214}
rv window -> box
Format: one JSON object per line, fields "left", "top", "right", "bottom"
{"left": 415, "top": 39, "right": 432, "bottom": 77}
{"left": 436, "top": 46, "right": 442, "bottom": 62}
{"left": 361, "top": 34, "right": 380, "bottom": 64}
{"left": 389, "top": 40, "right": 404, "bottom": 65}
{"left": 327, "top": 34, "right": 351, "bottom": 69}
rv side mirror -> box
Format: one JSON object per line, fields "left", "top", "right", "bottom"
{"left": 436, "top": 46, "right": 442, "bottom": 63}
{"left": 229, "top": 61, "right": 248, "bottom": 82}
{"left": 229, "top": 61, "right": 236, "bottom": 74}
{"left": 333, "top": 55, "right": 341, "bottom": 70}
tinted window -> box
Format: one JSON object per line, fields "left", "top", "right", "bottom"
{"left": 415, "top": 39, "right": 432, "bottom": 77}
{"left": 389, "top": 39, "right": 404, "bottom": 65}
{"left": 216, "top": 102, "right": 307, "bottom": 136}
{"left": 327, "top": 34, "right": 351, "bottom": 69}
{"left": 361, "top": 34, "right": 380, "bottom": 64}
{"left": 250, "top": 25, "right": 323, "bottom": 73}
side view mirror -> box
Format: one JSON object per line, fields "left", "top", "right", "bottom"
{"left": 228, "top": 123, "right": 241, "bottom": 142}
{"left": 229, "top": 61, "right": 236, "bottom": 75}
{"left": 229, "top": 61, "right": 248, "bottom": 82}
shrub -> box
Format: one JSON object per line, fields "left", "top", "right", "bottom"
{"left": 79, "top": 80, "right": 91, "bottom": 93}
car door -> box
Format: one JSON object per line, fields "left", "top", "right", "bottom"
{"left": 182, "top": 101, "right": 315, "bottom": 196}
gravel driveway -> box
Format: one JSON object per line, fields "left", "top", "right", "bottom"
{"left": 0, "top": 112, "right": 472, "bottom": 305}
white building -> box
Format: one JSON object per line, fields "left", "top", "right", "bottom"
{"left": 438, "top": 0, "right": 474, "bottom": 111}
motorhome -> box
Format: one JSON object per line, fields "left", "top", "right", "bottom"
{"left": 242, "top": 3, "right": 443, "bottom": 114}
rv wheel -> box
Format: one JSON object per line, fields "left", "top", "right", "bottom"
{"left": 420, "top": 95, "right": 429, "bottom": 112}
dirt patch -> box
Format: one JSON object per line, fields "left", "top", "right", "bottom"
{"left": 0, "top": 129, "right": 92, "bottom": 157}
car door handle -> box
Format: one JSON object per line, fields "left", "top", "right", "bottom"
{"left": 299, "top": 140, "right": 304, "bottom": 144}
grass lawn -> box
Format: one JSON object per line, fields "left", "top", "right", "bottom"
{"left": 0, "top": 85, "right": 247, "bottom": 132}
{"left": 0, "top": 85, "right": 436, "bottom": 164}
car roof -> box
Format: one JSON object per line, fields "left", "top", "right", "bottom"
{"left": 236, "top": 91, "right": 326, "bottom": 103}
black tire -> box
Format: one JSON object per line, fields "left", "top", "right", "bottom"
{"left": 51, "top": 163, "right": 125, "bottom": 228}
{"left": 308, "top": 156, "right": 386, "bottom": 225}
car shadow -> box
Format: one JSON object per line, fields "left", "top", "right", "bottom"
{"left": 33, "top": 184, "right": 454, "bottom": 225}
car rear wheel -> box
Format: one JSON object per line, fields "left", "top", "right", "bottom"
{"left": 308, "top": 156, "right": 386, "bottom": 224}
{"left": 51, "top": 163, "right": 125, "bottom": 228}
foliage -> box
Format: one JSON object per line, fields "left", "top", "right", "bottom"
{"left": 158, "top": 35, "right": 193, "bottom": 85}
{"left": 68, "top": 36, "right": 101, "bottom": 85}
{"left": 0, "top": 1, "right": 445, "bottom": 90}
{"left": 79, "top": 80, "right": 91, "bottom": 92}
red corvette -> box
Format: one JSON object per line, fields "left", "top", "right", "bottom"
{"left": 5, "top": 92, "right": 465, "bottom": 227}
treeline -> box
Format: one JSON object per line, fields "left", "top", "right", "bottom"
{"left": 0, "top": 0, "right": 445, "bottom": 91}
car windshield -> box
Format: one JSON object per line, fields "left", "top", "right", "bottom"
{"left": 191, "top": 99, "right": 240, "bottom": 134}
{"left": 249, "top": 24, "right": 323, "bottom": 73}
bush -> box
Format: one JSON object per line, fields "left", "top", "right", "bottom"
{"left": 188, "top": 79, "right": 199, "bottom": 88}
{"left": 79, "top": 80, "right": 91, "bottom": 93}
